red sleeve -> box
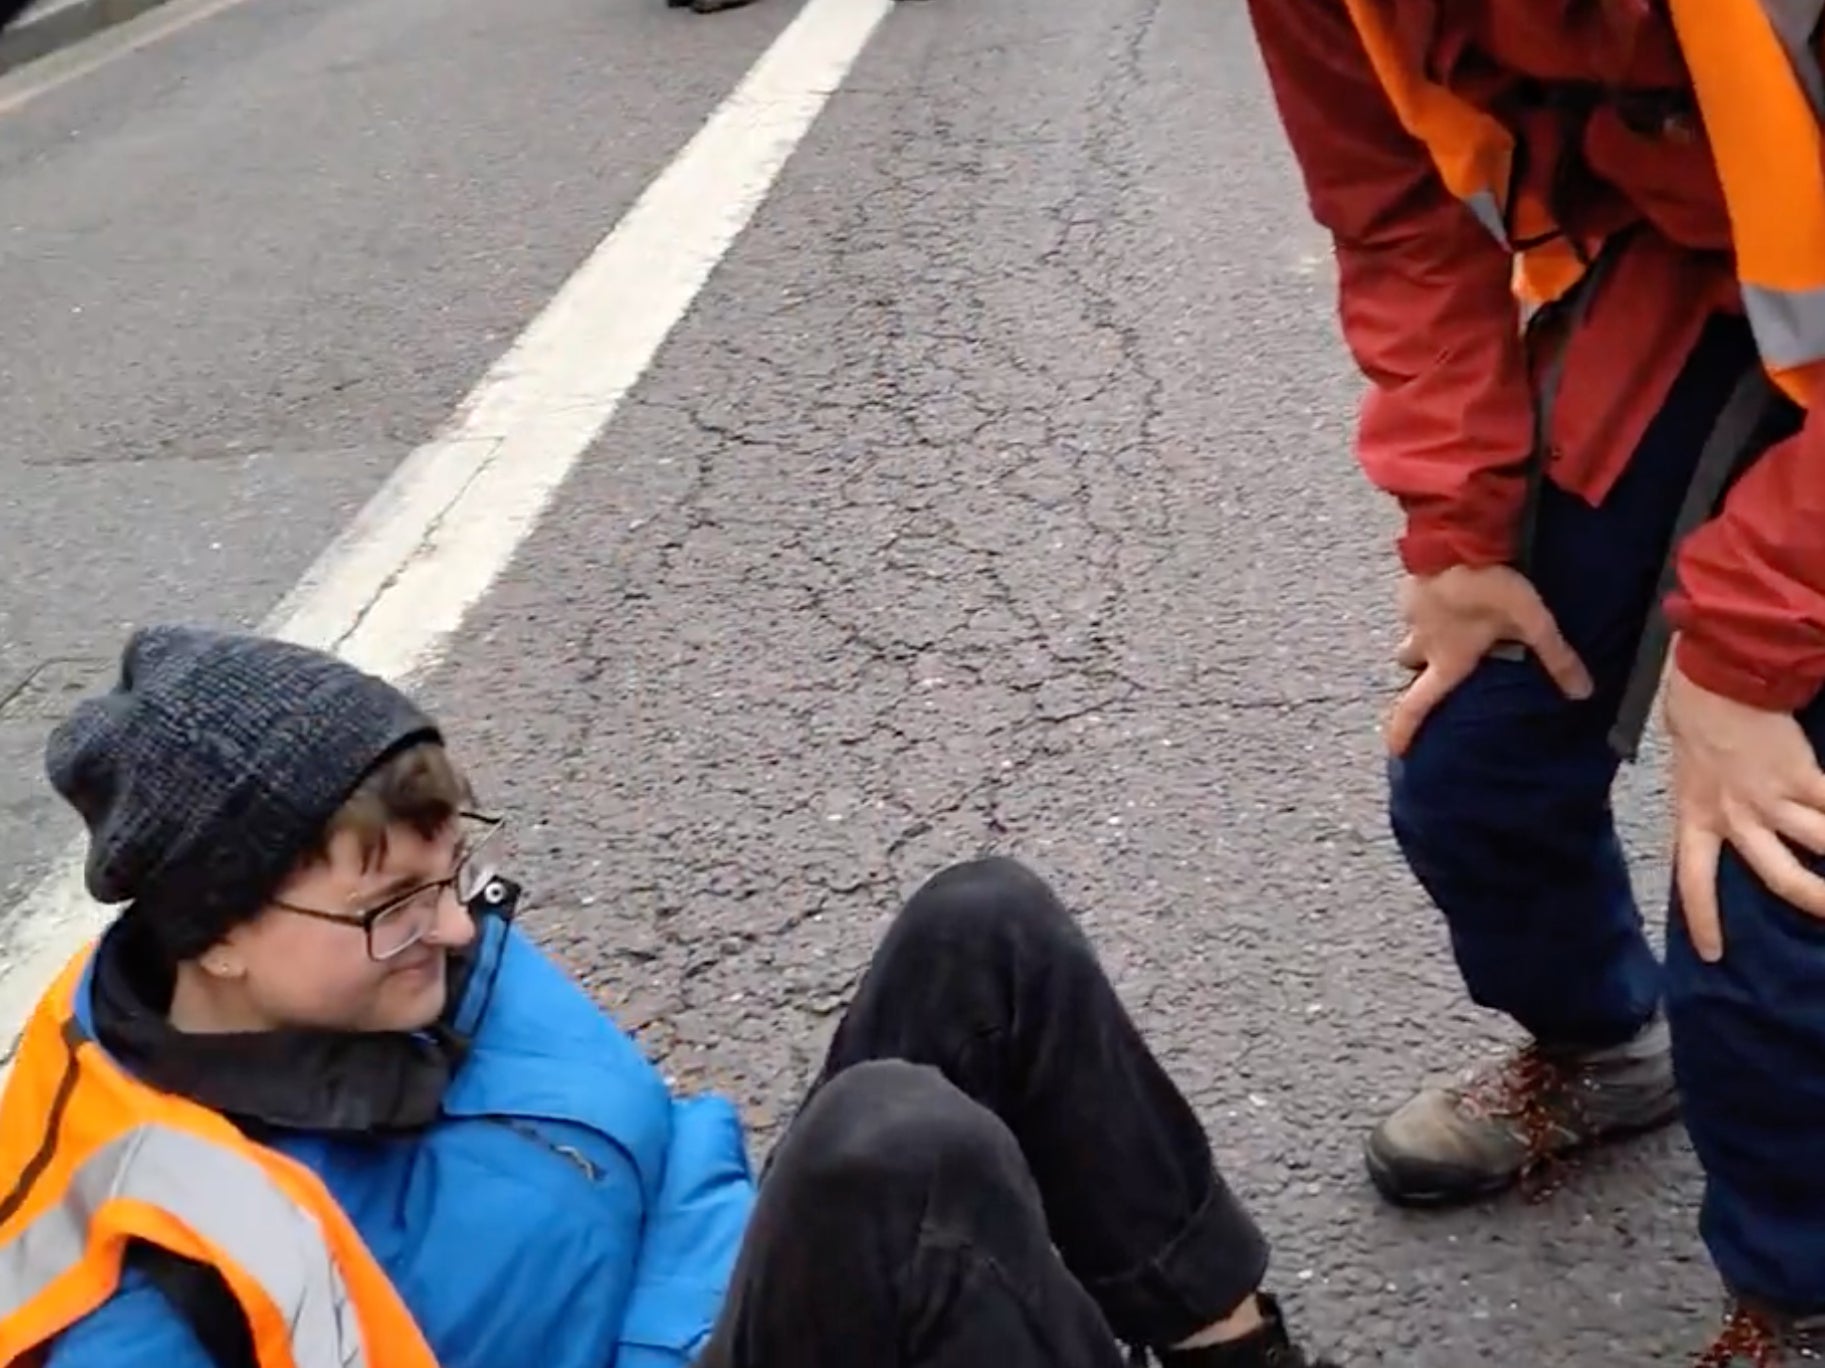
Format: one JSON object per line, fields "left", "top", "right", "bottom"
{"left": 1246, "top": 0, "right": 1535, "bottom": 574}
{"left": 1667, "top": 412, "right": 1825, "bottom": 712}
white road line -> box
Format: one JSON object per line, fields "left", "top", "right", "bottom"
{"left": 0, "top": 0, "right": 895, "bottom": 1066}
{"left": 0, "top": 0, "right": 262, "bottom": 117}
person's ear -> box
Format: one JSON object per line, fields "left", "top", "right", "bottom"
{"left": 198, "top": 939, "right": 248, "bottom": 981}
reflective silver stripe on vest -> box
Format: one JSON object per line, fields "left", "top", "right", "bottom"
{"left": 1763, "top": 0, "right": 1825, "bottom": 117}
{"left": 1744, "top": 279, "right": 1825, "bottom": 369}
{"left": 1463, "top": 187, "right": 1508, "bottom": 247}
{"left": 0, "top": 1124, "right": 365, "bottom": 1368}
{"left": 1746, "top": 0, "right": 1825, "bottom": 374}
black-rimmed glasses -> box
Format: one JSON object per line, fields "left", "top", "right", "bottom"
{"left": 270, "top": 812, "right": 504, "bottom": 961}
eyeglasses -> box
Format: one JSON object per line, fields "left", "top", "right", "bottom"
{"left": 270, "top": 812, "right": 504, "bottom": 962}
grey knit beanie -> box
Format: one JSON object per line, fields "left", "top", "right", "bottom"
{"left": 45, "top": 626, "right": 441, "bottom": 961}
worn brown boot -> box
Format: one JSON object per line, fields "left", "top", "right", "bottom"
{"left": 1364, "top": 1013, "right": 1679, "bottom": 1206}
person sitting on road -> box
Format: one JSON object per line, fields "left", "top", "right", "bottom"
{"left": 0, "top": 626, "right": 1338, "bottom": 1368}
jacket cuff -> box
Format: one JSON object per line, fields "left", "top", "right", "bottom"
{"left": 1671, "top": 629, "right": 1825, "bottom": 714}
{"left": 1396, "top": 513, "right": 1515, "bottom": 578}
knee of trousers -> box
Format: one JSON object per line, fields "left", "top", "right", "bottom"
{"left": 786, "top": 1059, "right": 1031, "bottom": 1196}
{"left": 894, "top": 855, "right": 1089, "bottom": 962}
{"left": 1387, "top": 712, "right": 1612, "bottom": 879}
{"left": 1387, "top": 733, "right": 1505, "bottom": 872}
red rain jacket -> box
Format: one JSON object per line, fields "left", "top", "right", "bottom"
{"left": 1248, "top": 0, "right": 1825, "bottom": 711}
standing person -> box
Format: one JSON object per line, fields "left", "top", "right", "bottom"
{"left": 1245, "top": 1, "right": 1825, "bottom": 1360}
{"left": 0, "top": 627, "right": 1338, "bottom": 1368}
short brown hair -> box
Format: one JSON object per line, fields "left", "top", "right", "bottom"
{"left": 301, "top": 741, "right": 472, "bottom": 871}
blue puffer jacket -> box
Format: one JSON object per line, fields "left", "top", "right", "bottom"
{"left": 48, "top": 905, "right": 757, "bottom": 1368}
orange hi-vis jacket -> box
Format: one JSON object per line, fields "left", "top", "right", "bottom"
{"left": 1340, "top": 0, "right": 1825, "bottom": 406}
{"left": 0, "top": 948, "right": 439, "bottom": 1368}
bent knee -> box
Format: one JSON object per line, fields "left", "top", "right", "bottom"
{"left": 1389, "top": 671, "right": 1612, "bottom": 820}
{"left": 1390, "top": 734, "right": 1527, "bottom": 866}
{"left": 787, "top": 1060, "right": 1024, "bottom": 1190}
{"left": 896, "top": 855, "right": 1081, "bottom": 955}
{"left": 1387, "top": 681, "right": 1509, "bottom": 817}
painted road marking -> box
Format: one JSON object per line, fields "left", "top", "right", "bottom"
{"left": 0, "top": 0, "right": 896, "bottom": 1067}
{"left": 0, "top": 0, "right": 261, "bottom": 117}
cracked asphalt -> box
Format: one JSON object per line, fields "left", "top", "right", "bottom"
{"left": 1, "top": 0, "right": 1713, "bottom": 1361}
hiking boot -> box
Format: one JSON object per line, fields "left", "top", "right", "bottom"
{"left": 1694, "top": 1301, "right": 1825, "bottom": 1365}
{"left": 1364, "top": 1012, "right": 1679, "bottom": 1206}
{"left": 1147, "top": 1293, "right": 1341, "bottom": 1368}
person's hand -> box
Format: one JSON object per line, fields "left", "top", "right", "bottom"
{"left": 1386, "top": 564, "right": 1593, "bottom": 757}
{"left": 1666, "top": 656, "right": 1825, "bottom": 962}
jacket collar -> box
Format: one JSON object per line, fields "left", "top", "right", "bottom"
{"left": 87, "top": 909, "right": 494, "bottom": 1135}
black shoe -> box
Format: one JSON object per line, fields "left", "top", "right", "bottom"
{"left": 1150, "top": 1295, "right": 1340, "bottom": 1368}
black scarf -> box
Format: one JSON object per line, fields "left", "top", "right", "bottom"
{"left": 90, "top": 913, "right": 465, "bottom": 1134}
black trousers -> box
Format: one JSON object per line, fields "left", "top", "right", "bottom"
{"left": 697, "top": 857, "right": 1271, "bottom": 1368}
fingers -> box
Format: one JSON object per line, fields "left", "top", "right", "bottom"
{"left": 1385, "top": 654, "right": 1476, "bottom": 758}
{"left": 1772, "top": 798, "right": 1825, "bottom": 857}
{"left": 1795, "top": 765, "right": 1825, "bottom": 814}
{"left": 1679, "top": 816, "right": 1825, "bottom": 964}
{"left": 1736, "top": 823, "right": 1825, "bottom": 919}
{"left": 1676, "top": 826, "right": 1726, "bottom": 963}
{"left": 1507, "top": 596, "right": 1593, "bottom": 701}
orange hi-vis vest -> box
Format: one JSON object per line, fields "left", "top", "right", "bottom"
{"left": 0, "top": 948, "right": 441, "bottom": 1368}
{"left": 1340, "top": 0, "right": 1825, "bottom": 406}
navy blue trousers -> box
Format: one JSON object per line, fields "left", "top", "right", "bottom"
{"left": 1388, "top": 313, "right": 1825, "bottom": 1311}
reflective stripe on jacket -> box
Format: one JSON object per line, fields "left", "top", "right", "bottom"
{"left": 6, "top": 903, "right": 756, "bottom": 1368}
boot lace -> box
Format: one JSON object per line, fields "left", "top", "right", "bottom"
{"left": 1457, "top": 1042, "right": 1588, "bottom": 1201}
{"left": 1694, "top": 1304, "right": 1784, "bottom": 1366}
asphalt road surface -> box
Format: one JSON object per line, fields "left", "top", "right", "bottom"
{"left": 0, "top": 0, "right": 1708, "bottom": 1362}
